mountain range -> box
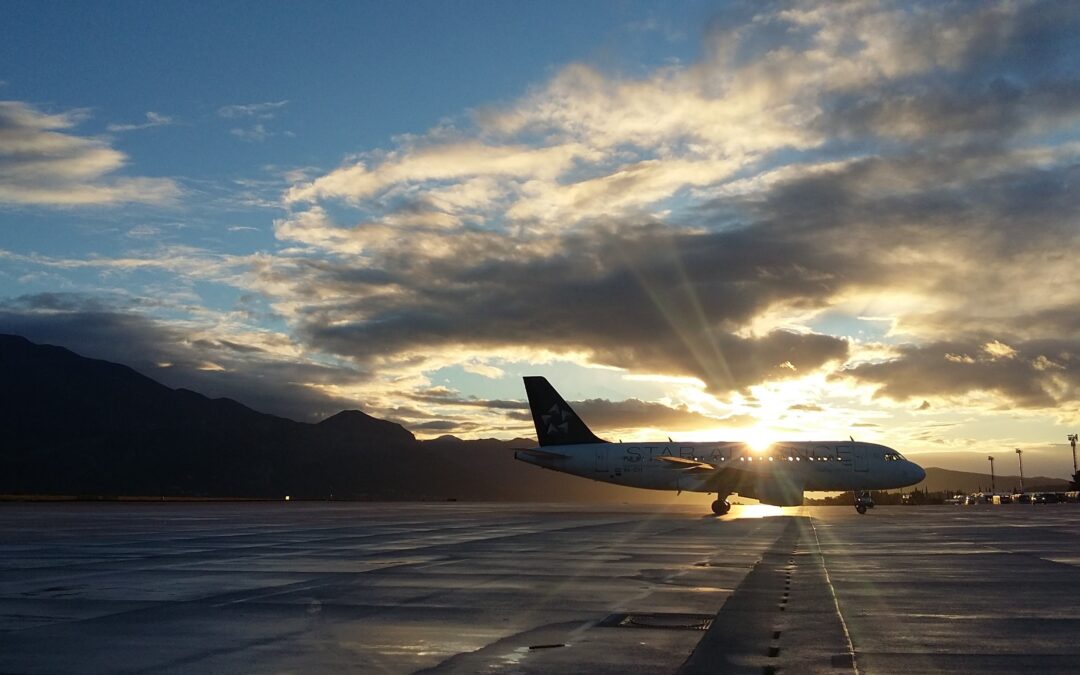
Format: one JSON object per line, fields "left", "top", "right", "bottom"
{"left": 2, "top": 334, "right": 1069, "bottom": 501}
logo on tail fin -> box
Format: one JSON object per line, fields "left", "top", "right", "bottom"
{"left": 542, "top": 404, "right": 573, "bottom": 436}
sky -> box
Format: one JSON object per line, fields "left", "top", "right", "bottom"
{"left": 2, "top": 0, "right": 1079, "bottom": 478}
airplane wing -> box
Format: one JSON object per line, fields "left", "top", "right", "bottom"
{"left": 655, "top": 455, "right": 717, "bottom": 473}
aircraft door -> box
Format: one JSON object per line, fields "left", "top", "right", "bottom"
{"left": 594, "top": 446, "right": 608, "bottom": 473}
{"left": 854, "top": 446, "right": 868, "bottom": 472}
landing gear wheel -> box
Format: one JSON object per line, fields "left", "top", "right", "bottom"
{"left": 856, "top": 503, "right": 867, "bottom": 514}
{"left": 711, "top": 499, "right": 731, "bottom": 516}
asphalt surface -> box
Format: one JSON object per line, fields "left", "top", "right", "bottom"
{"left": 0, "top": 502, "right": 1078, "bottom": 673}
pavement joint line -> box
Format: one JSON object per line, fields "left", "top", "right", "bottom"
{"left": 808, "top": 514, "right": 859, "bottom": 675}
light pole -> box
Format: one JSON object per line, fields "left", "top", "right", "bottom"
{"left": 988, "top": 456, "right": 995, "bottom": 494}
{"left": 1015, "top": 448, "right": 1024, "bottom": 494}
{"left": 1069, "top": 434, "right": 1077, "bottom": 475}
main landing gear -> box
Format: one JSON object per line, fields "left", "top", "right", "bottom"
{"left": 711, "top": 497, "right": 731, "bottom": 516}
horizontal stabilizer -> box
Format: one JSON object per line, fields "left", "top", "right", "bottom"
{"left": 514, "top": 448, "right": 571, "bottom": 460}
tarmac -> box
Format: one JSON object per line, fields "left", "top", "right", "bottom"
{"left": 0, "top": 502, "right": 1078, "bottom": 674}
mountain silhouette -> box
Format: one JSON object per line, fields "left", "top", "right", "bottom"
{"left": 914, "top": 467, "right": 1069, "bottom": 494}
{"left": 0, "top": 334, "right": 690, "bottom": 503}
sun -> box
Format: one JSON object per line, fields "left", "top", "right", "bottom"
{"left": 745, "top": 428, "right": 775, "bottom": 452}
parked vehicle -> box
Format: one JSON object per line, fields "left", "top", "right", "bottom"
{"left": 1031, "top": 492, "right": 1061, "bottom": 504}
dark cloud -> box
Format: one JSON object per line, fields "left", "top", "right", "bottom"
{"left": 808, "top": 1, "right": 1080, "bottom": 146}
{"left": 572, "top": 398, "right": 754, "bottom": 432}
{"left": 407, "top": 387, "right": 747, "bottom": 433}
{"left": 840, "top": 338, "right": 1080, "bottom": 408}
{"left": 412, "top": 420, "right": 480, "bottom": 432}
{"left": 824, "top": 78, "right": 1080, "bottom": 145}
{"left": 411, "top": 388, "right": 528, "bottom": 411}
{"left": 285, "top": 221, "right": 852, "bottom": 394}
{"left": 283, "top": 108, "right": 1074, "bottom": 403}
{"left": 0, "top": 295, "right": 366, "bottom": 420}
{"left": 286, "top": 141, "right": 1073, "bottom": 395}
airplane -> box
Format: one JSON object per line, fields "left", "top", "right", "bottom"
{"left": 515, "top": 376, "right": 926, "bottom": 515}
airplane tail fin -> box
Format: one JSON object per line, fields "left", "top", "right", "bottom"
{"left": 523, "top": 376, "right": 606, "bottom": 446}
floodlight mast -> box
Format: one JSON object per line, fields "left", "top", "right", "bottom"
{"left": 1015, "top": 448, "right": 1024, "bottom": 494}
{"left": 987, "top": 455, "right": 995, "bottom": 494}
{"left": 1069, "top": 434, "right": 1078, "bottom": 475}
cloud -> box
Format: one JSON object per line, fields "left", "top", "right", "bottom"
{"left": 230, "top": 124, "right": 272, "bottom": 142}
{"left": 406, "top": 387, "right": 750, "bottom": 435}
{"left": 410, "top": 388, "right": 528, "bottom": 411}
{"left": 217, "top": 100, "right": 289, "bottom": 119}
{"left": 412, "top": 388, "right": 738, "bottom": 429}
{"left": 265, "top": 211, "right": 852, "bottom": 394}
{"left": 217, "top": 101, "right": 290, "bottom": 143}
{"left": 0, "top": 101, "right": 180, "bottom": 206}
{"left": 127, "top": 224, "right": 169, "bottom": 239}
{"left": 572, "top": 398, "right": 754, "bottom": 433}
{"left": 106, "top": 111, "right": 174, "bottom": 132}
{"left": 839, "top": 337, "right": 1080, "bottom": 409}
{"left": 285, "top": 141, "right": 595, "bottom": 206}
{"left": 0, "top": 244, "right": 245, "bottom": 282}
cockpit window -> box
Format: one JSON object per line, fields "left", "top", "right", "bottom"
{"left": 884, "top": 452, "right": 906, "bottom": 461}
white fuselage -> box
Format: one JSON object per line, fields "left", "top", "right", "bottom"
{"left": 516, "top": 440, "right": 925, "bottom": 495}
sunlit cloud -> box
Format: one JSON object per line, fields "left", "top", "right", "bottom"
{"left": 0, "top": 101, "right": 180, "bottom": 206}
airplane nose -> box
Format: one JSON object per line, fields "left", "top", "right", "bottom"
{"left": 912, "top": 463, "right": 926, "bottom": 483}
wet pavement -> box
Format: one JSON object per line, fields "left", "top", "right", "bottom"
{"left": 811, "top": 505, "right": 1080, "bottom": 674}
{"left": 0, "top": 502, "right": 1078, "bottom": 673}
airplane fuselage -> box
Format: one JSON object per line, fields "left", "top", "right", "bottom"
{"left": 516, "top": 440, "right": 925, "bottom": 497}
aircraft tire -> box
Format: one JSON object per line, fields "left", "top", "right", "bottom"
{"left": 711, "top": 499, "right": 730, "bottom": 516}
{"left": 856, "top": 503, "right": 867, "bottom": 514}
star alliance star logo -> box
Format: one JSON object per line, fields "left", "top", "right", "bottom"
{"left": 542, "top": 404, "right": 572, "bottom": 436}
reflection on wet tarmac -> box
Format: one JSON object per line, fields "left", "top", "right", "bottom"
{"left": 0, "top": 503, "right": 1078, "bottom": 673}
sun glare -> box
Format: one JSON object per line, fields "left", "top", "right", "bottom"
{"left": 728, "top": 504, "right": 786, "bottom": 519}
{"left": 745, "top": 429, "right": 775, "bottom": 452}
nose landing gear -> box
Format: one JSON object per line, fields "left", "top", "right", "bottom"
{"left": 855, "top": 490, "right": 874, "bottom": 514}
{"left": 711, "top": 497, "right": 731, "bottom": 516}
